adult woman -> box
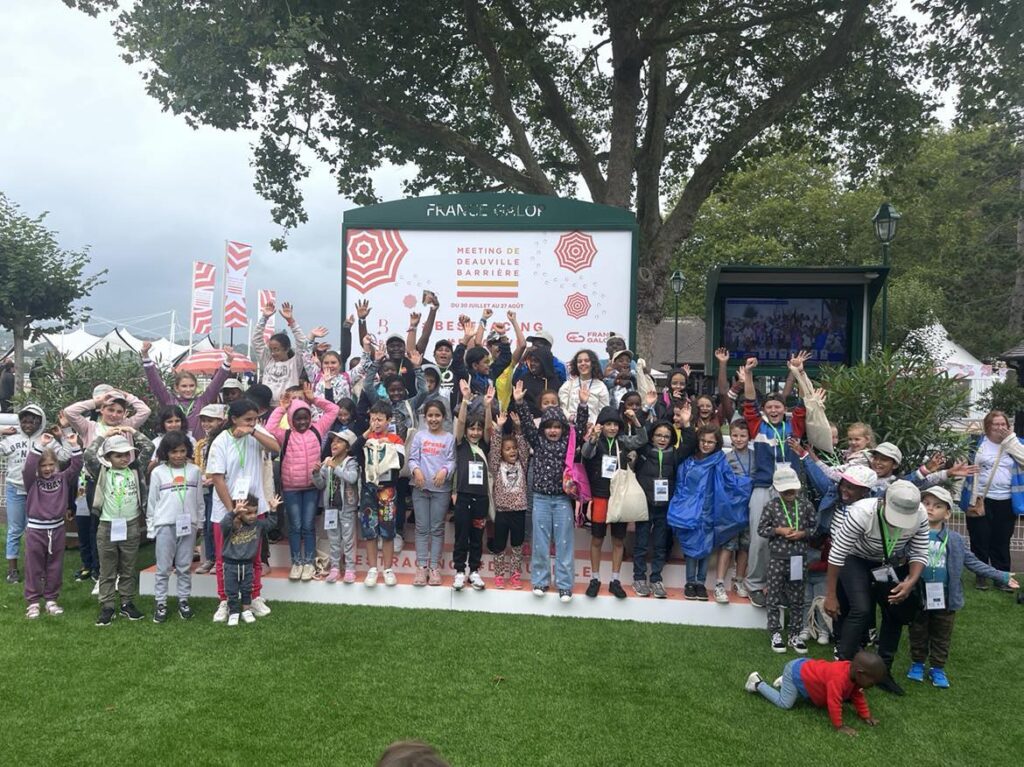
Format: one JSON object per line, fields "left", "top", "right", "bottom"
{"left": 824, "top": 480, "right": 930, "bottom": 696}
{"left": 558, "top": 349, "right": 609, "bottom": 424}
{"left": 964, "top": 410, "right": 1024, "bottom": 591}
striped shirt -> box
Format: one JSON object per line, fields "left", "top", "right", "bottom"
{"left": 827, "top": 498, "right": 929, "bottom": 567}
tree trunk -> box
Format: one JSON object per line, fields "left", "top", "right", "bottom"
{"left": 1009, "top": 164, "right": 1024, "bottom": 336}
{"left": 635, "top": 313, "right": 657, "bottom": 371}
{"left": 12, "top": 320, "right": 25, "bottom": 395}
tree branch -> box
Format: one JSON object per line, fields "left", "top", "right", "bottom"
{"left": 495, "top": 0, "right": 608, "bottom": 201}
{"left": 463, "top": 0, "right": 556, "bottom": 195}
{"left": 645, "top": 1, "right": 837, "bottom": 48}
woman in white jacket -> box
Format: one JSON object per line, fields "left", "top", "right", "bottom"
{"left": 558, "top": 349, "right": 609, "bottom": 425}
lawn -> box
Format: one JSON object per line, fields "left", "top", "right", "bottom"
{"left": 1, "top": 535, "right": 1021, "bottom": 767}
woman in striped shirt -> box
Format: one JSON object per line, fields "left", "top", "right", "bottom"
{"left": 824, "top": 480, "right": 929, "bottom": 696}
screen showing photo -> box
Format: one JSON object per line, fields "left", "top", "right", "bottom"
{"left": 722, "top": 297, "right": 851, "bottom": 364}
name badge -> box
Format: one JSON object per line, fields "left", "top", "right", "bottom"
{"left": 468, "top": 461, "right": 485, "bottom": 486}
{"left": 775, "top": 462, "right": 792, "bottom": 472}
{"left": 110, "top": 518, "right": 128, "bottom": 543}
{"left": 231, "top": 477, "right": 250, "bottom": 501}
{"left": 75, "top": 492, "right": 90, "bottom": 517}
{"left": 789, "top": 555, "right": 804, "bottom": 581}
{"left": 601, "top": 455, "right": 619, "bottom": 479}
{"left": 653, "top": 479, "right": 669, "bottom": 502}
{"left": 176, "top": 514, "right": 192, "bottom": 537}
{"left": 871, "top": 565, "right": 894, "bottom": 584}
{"left": 925, "top": 581, "right": 946, "bottom": 610}
{"left": 324, "top": 508, "right": 339, "bottom": 530}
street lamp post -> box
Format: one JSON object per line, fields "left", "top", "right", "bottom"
{"left": 872, "top": 202, "right": 901, "bottom": 348}
{"left": 670, "top": 270, "right": 685, "bottom": 368}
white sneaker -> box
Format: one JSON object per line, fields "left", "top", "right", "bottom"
{"left": 250, "top": 596, "right": 271, "bottom": 617}
{"left": 241, "top": 610, "right": 256, "bottom": 624}
{"left": 365, "top": 567, "right": 379, "bottom": 587}
{"left": 532, "top": 586, "right": 546, "bottom": 597}
{"left": 383, "top": 568, "right": 397, "bottom": 587}
{"left": 289, "top": 563, "right": 302, "bottom": 581}
{"left": 393, "top": 534, "right": 404, "bottom": 554}
{"left": 213, "top": 600, "right": 229, "bottom": 622}
{"left": 453, "top": 572, "right": 466, "bottom": 591}
{"left": 799, "top": 629, "right": 811, "bottom": 643}
{"left": 817, "top": 631, "right": 831, "bottom": 646}
{"left": 713, "top": 582, "right": 729, "bottom": 604}
{"left": 469, "top": 571, "right": 486, "bottom": 591}
{"left": 91, "top": 580, "right": 100, "bottom": 597}
{"left": 300, "top": 563, "right": 314, "bottom": 581}
{"left": 227, "top": 613, "right": 240, "bottom": 627}
{"left": 745, "top": 672, "right": 763, "bottom": 693}
{"left": 773, "top": 676, "right": 783, "bottom": 689}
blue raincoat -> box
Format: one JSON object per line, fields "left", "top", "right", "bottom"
{"left": 668, "top": 451, "right": 750, "bottom": 558}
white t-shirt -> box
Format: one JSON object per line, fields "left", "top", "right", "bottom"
{"left": 206, "top": 427, "right": 269, "bottom": 522}
{"left": 977, "top": 437, "right": 1014, "bottom": 500}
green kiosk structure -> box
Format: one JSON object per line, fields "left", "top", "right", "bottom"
{"left": 705, "top": 265, "right": 889, "bottom": 378}
{"left": 341, "top": 193, "right": 638, "bottom": 354}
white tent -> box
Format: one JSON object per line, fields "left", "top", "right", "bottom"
{"left": 148, "top": 337, "right": 191, "bottom": 365}
{"left": 88, "top": 328, "right": 142, "bottom": 357}
{"left": 907, "top": 323, "right": 1008, "bottom": 419}
{"left": 36, "top": 326, "right": 102, "bottom": 360}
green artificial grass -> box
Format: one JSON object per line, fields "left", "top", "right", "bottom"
{"left": 1, "top": 534, "right": 1021, "bottom": 767}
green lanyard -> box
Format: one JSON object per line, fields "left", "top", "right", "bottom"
{"left": 605, "top": 437, "right": 617, "bottom": 456}
{"left": 766, "top": 420, "right": 786, "bottom": 462}
{"left": 877, "top": 504, "right": 898, "bottom": 561}
{"left": 182, "top": 399, "right": 195, "bottom": 418}
{"left": 780, "top": 497, "right": 797, "bottom": 529}
{"left": 232, "top": 435, "right": 247, "bottom": 470}
{"left": 656, "top": 449, "right": 664, "bottom": 479}
{"left": 928, "top": 532, "right": 949, "bottom": 570}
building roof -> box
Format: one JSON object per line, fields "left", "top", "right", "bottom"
{"left": 652, "top": 316, "right": 706, "bottom": 370}
{"left": 1000, "top": 340, "right": 1024, "bottom": 361}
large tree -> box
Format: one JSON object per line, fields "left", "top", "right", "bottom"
{"left": 0, "top": 193, "right": 106, "bottom": 392}
{"left": 72, "top": 0, "right": 1007, "bottom": 353}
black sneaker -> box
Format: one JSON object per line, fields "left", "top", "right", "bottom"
{"left": 153, "top": 603, "right": 168, "bottom": 624}
{"left": 95, "top": 607, "right": 115, "bottom": 627}
{"left": 585, "top": 578, "right": 601, "bottom": 598}
{"left": 749, "top": 589, "right": 766, "bottom": 607}
{"left": 6, "top": 569, "right": 19, "bottom": 584}
{"left": 694, "top": 583, "right": 709, "bottom": 601}
{"left": 609, "top": 579, "right": 627, "bottom": 599}
{"left": 877, "top": 675, "right": 905, "bottom": 696}
{"left": 120, "top": 601, "right": 144, "bottom": 621}
{"left": 684, "top": 583, "right": 698, "bottom": 600}
{"left": 178, "top": 600, "right": 194, "bottom": 620}
{"left": 74, "top": 568, "right": 92, "bottom": 582}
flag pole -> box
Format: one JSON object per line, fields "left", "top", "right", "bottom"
{"left": 188, "top": 261, "right": 196, "bottom": 355}
{"left": 219, "top": 241, "right": 227, "bottom": 347}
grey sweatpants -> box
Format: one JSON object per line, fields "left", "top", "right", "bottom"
{"left": 153, "top": 525, "right": 195, "bottom": 603}
{"left": 327, "top": 509, "right": 357, "bottom": 570}
{"left": 412, "top": 487, "right": 450, "bottom": 569}
{"left": 745, "top": 486, "right": 775, "bottom": 593}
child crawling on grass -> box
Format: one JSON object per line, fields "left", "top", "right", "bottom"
{"left": 745, "top": 650, "right": 886, "bottom": 736}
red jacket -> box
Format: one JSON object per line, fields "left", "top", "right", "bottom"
{"left": 797, "top": 659, "right": 872, "bottom": 729}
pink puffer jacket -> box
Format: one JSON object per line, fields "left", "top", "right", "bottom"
{"left": 267, "top": 397, "right": 340, "bottom": 491}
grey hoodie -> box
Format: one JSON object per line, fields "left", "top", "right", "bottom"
{"left": 0, "top": 404, "right": 70, "bottom": 494}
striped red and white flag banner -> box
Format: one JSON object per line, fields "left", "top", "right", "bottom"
{"left": 223, "top": 240, "right": 252, "bottom": 328}
{"left": 190, "top": 261, "right": 216, "bottom": 335}
{"left": 258, "top": 289, "right": 276, "bottom": 342}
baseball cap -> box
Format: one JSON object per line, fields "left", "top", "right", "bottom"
{"left": 611, "top": 349, "right": 634, "bottom": 362}
{"left": 199, "top": 403, "right": 227, "bottom": 419}
{"left": 329, "top": 429, "right": 359, "bottom": 447}
{"left": 772, "top": 466, "right": 801, "bottom": 493}
{"left": 526, "top": 331, "right": 554, "bottom": 347}
{"left": 99, "top": 435, "right": 135, "bottom": 467}
{"left": 434, "top": 339, "right": 453, "bottom": 351}
{"left": 921, "top": 486, "right": 954, "bottom": 509}
{"left": 385, "top": 333, "right": 405, "bottom": 345}
{"left": 221, "top": 378, "right": 244, "bottom": 391}
{"left": 884, "top": 480, "right": 924, "bottom": 527}
{"left": 839, "top": 465, "right": 878, "bottom": 489}
{"left": 872, "top": 442, "right": 903, "bottom": 464}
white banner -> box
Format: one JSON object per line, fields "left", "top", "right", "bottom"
{"left": 343, "top": 229, "right": 633, "bottom": 355}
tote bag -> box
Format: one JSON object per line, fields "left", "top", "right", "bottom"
{"left": 562, "top": 424, "right": 592, "bottom": 503}
{"left": 606, "top": 465, "right": 649, "bottom": 523}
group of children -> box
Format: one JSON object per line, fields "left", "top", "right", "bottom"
{"left": 2, "top": 296, "right": 1017, "bottom": 708}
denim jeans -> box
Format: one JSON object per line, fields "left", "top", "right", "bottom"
{"left": 412, "top": 487, "right": 449, "bottom": 569}
{"left": 202, "top": 491, "right": 215, "bottom": 562}
{"left": 633, "top": 506, "right": 668, "bottom": 582}
{"left": 685, "top": 556, "right": 708, "bottom": 584}
{"left": 283, "top": 488, "right": 319, "bottom": 565}
{"left": 530, "top": 493, "right": 574, "bottom": 591}
{"left": 756, "top": 659, "right": 806, "bottom": 709}
{"left": 5, "top": 484, "right": 27, "bottom": 560}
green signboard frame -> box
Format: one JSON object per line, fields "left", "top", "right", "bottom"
{"left": 341, "top": 192, "right": 640, "bottom": 348}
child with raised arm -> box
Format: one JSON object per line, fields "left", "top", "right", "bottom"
{"left": 716, "top": 419, "right": 754, "bottom": 601}
{"left": 141, "top": 340, "right": 232, "bottom": 437}
{"left": 408, "top": 400, "right": 455, "bottom": 587}
{"left": 22, "top": 431, "right": 82, "bottom": 618}
{"left": 222, "top": 493, "right": 281, "bottom": 626}
{"left": 451, "top": 381, "right": 494, "bottom": 591}
{"left": 147, "top": 431, "right": 204, "bottom": 623}
{"left": 488, "top": 409, "right": 530, "bottom": 589}
{"left": 252, "top": 298, "right": 309, "bottom": 405}
{"left": 745, "top": 650, "right": 886, "bottom": 736}
{"left": 313, "top": 430, "right": 361, "bottom": 584}
{"left": 513, "top": 380, "right": 588, "bottom": 602}
{"left": 359, "top": 401, "right": 406, "bottom": 587}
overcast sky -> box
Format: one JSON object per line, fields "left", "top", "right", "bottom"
{"left": 2, "top": 1, "right": 944, "bottom": 349}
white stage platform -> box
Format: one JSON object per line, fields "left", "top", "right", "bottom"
{"left": 141, "top": 525, "right": 767, "bottom": 629}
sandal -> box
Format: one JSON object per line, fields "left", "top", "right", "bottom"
{"left": 26, "top": 604, "right": 41, "bottom": 619}
{"left": 45, "top": 601, "right": 64, "bottom": 616}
